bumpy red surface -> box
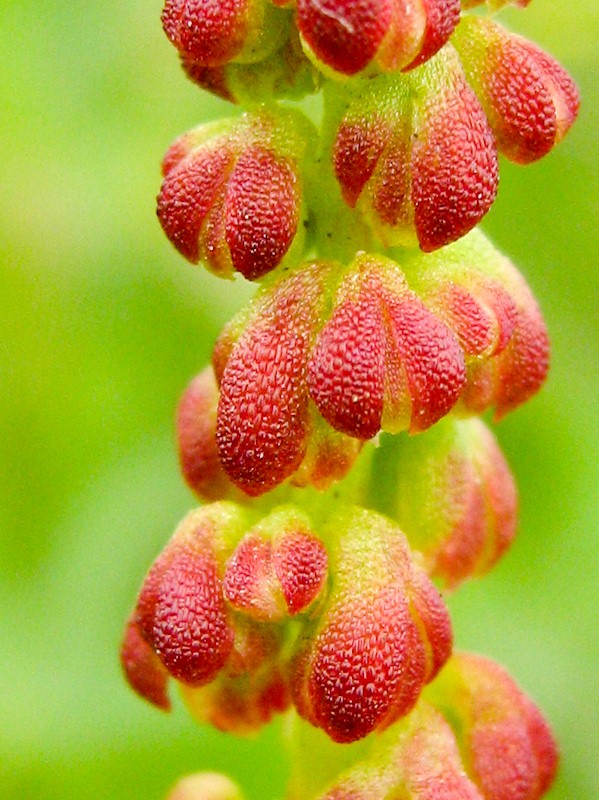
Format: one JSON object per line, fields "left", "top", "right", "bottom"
{"left": 383, "top": 290, "right": 466, "bottom": 432}
{"left": 308, "top": 288, "right": 387, "bottom": 439}
{"left": 291, "top": 513, "right": 452, "bottom": 743}
{"left": 297, "top": 0, "right": 391, "bottom": 75}
{"left": 302, "top": 586, "right": 425, "bottom": 742}
{"left": 317, "top": 705, "right": 484, "bottom": 799}
{"left": 405, "top": 0, "right": 460, "bottom": 70}
{"left": 120, "top": 615, "right": 171, "bottom": 710}
{"left": 177, "top": 368, "right": 240, "bottom": 501}
{"left": 334, "top": 121, "right": 389, "bottom": 208}
{"left": 333, "top": 55, "right": 498, "bottom": 251}
{"left": 223, "top": 526, "right": 328, "bottom": 618}
{"left": 493, "top": 299, "right": 549, "bottom": 418}
{"left": 223, "top": 535, "right": 278, "bottom": 619}
{"left": 454, "top": 19, "right": 579, "bottom": 163}
{"left": 438, "top": 425, "right": 516, "bottom": 586}
{"left": 274, "top": 530, "right": 329, "bottom": 615}
{"left": 431, "top": 653, "right": 559, "bottom": 800}
{"left": 158, "top": 146, "right": 233, "bottom": 264}
{"left": 308, "top": 259, "right": 465, "bottom": 438}
{"left": 137, "top": 521, "right": 235, "bottom": 686}
{"left": 412, "top": 74, "right": 498, "bottom": 251}
{"left": 216, "top": 266, "right": 326, "bottom": 495}
{"left": 224, "top": 145, "right": 300, "bottom": 279}
{"left": 162, "top": 0, "right": 251, "bottom": 65}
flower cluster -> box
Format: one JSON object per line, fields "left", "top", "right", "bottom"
{"left": 121, "top": 0, "right": 579, "bottom": 796}
{"left": 164, "top": 654, "right": 558, "bottom": 800}
{"left": 122, "top": 502, "right": 452, "bottom": 740}
{"left": 204, "top": 231, "right": 546, "bottom": 496}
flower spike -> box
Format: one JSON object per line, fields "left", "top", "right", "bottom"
{"left": 128, "top": 0, "right": 578, "bottom": 792}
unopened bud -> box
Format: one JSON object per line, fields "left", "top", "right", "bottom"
{"left": 290, "top": 508, "right": 452, "bottom": 743}
{"left": 157, "top": 109, "right": 313, "bottom": 280}
{"left": 427, "top": 653, "right": 559, "bottom": 800}
{"left": 390, "top": 417, "right": 517, "bottom": 588}
{"left": 333, "top": 47, "right": 498, "bottom": 251}
{"left": 297, "top": 0, "right": 460, "bottom": 77}
{"left": 162, "top": 0, "right": 289, "bottom": 67}
{"left": 452, "top": 17, "right": 579, "bottom": 164}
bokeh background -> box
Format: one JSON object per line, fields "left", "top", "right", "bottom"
{"left": 1, "top": 1, "right": 597, "bottom": 797}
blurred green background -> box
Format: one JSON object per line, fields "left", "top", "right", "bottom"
{"left": 1, "top": 1, "right": 597, "bottom": 797}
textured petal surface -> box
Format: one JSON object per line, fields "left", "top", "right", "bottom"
{"left": 157, "top": 110, "right": 310, "bottom": 278}
{"left": 120, "top": 615, "right": 171, "bottom": 710}
{"left": 177, "top": 367, "right": 242, "bottom": 502}
{"left": 453, "top": 17, "right": 579, "bottom": 163}
{"left": 428, "top": 653, "right": 559, "bottom": 800}
{"left": 308, "top": 254, "right": 465, "bottom": 438}
{"left": 216, "top": 264, "right": 330, "bottom": 494}
{"left": 225, "top": 145, "right": 301, "bottom": 279}
{"left": 391, "top": 417, "right": 517, "bottom": 588}
{"left": 134, "top": 506, "right": 245, "bottom": 686}
{"left": 333, "top": 48, "right": 498, "bottom": 251}
{"left": 291, "top": 509, "right": 452, "bottom": 743}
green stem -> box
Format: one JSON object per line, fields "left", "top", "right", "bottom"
{"left": 301, "top": 81, "right": 375, "bottom": 262}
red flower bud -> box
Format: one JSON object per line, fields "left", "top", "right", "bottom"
{"left": 132, "top": 505, "right": 246, "bottom": 687}
{"left": 452, "top": 17, "right": 579, "bottom": 164}
{"left": 223, "top": 507, "right": 328, "bottom": 620}
{"left": 215, "top": 262, "right": 331, "bottom": 495}
{"left": 307, "top": 253, "right": 465, "bottom": 438}
{"left": 120, "top": 614, "right": 171, "bottom": 711}
{"left": 333, "top": 47, "right": 498, "bottom": 251}
{"left": 407, "top": 231, "right": 550, "bottom": 418}
{"left": 157, "top": 110, "right": 312, "bottom": 280}
{"left": 297, "top": 0, "right": 460, "bottom": 77}
{"left": 427, "top": 653, "right": 559, "bottom": 800}
{"left": 214, "top": 255, "right": 465, "bottom": 494}
{"left": 290, "top": 508, "right": 452, "bottom": 743}
{"left": 177, "top": 367, "right": 245, "bottom": 502}
{"left": 162, "top": 0, "right": 289, "bottom": 67}
{"left": 390, "top": 417, "right": 517, "bottom": 588}
{"left": 315, "top": 703, "right": 483, "bottom": 799}
{"left": 179, "top": 362, "right": 362, "bottom": 499}
{"left": 122, "top": 502, "right": 329, "bottom": 733}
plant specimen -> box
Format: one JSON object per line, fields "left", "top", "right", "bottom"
{"left": 120, "top": 0, "right": 579, "bottom": 797}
